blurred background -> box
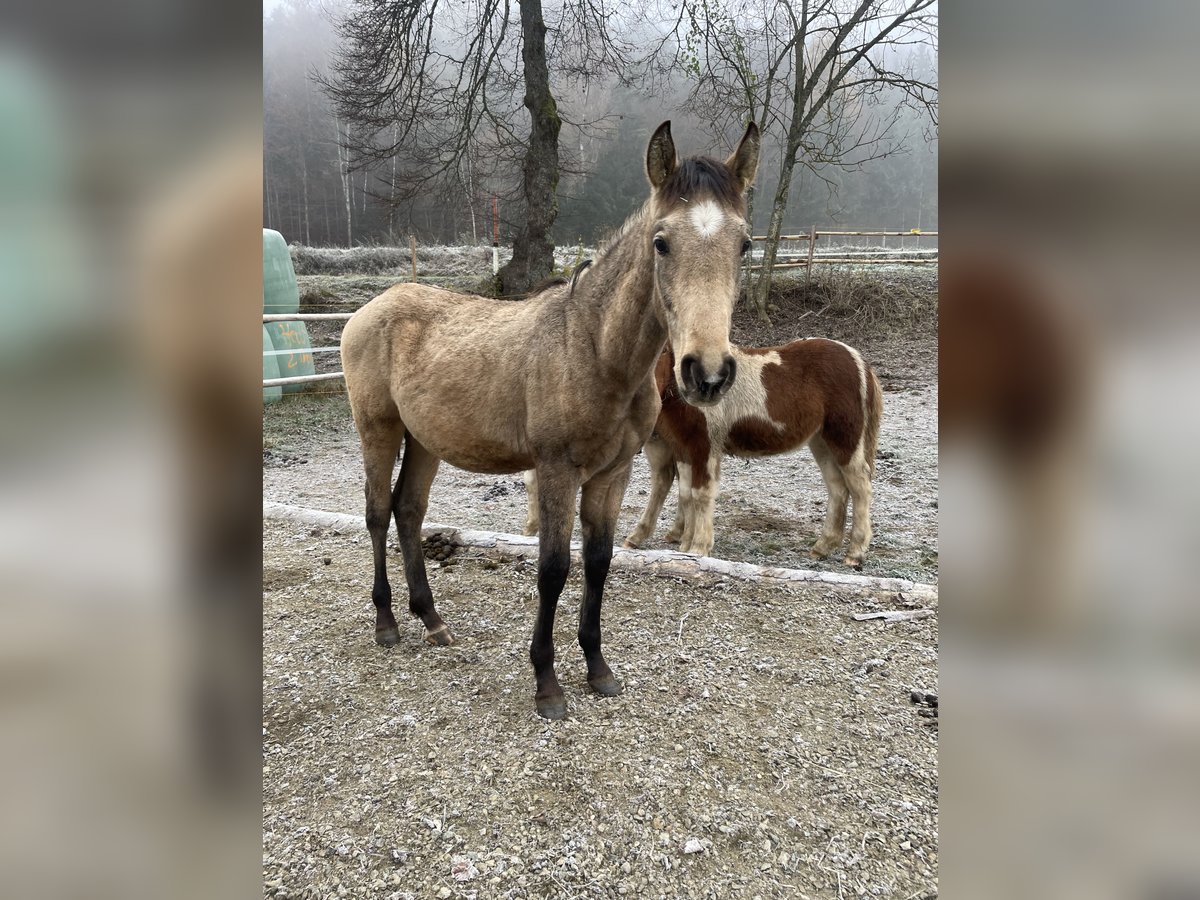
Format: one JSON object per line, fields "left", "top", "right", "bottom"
{"left": 1, "top": 0, "right": 1198, "bottom": 896}
{"left": 941, "top": 1, "right": 1200, "bottom": 897}
{"left": 0, "top": 1, "right": 261, "bottom": 897}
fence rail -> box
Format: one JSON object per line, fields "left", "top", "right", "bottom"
{"left": 747, "top": 228, "right": 938, "bottom": 272}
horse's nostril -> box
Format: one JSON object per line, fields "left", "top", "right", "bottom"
{"left": 720, "top": 355, "right": 737, "bottom": 393}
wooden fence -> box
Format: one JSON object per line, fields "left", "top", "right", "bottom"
{"left": 748, "top": 228, "right": 938, "bottom": 272}
{"left": 263, "top": 228, "right": 938, "bottom": 390}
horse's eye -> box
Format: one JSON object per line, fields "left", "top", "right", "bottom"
{"left": 740, "top": 239, "right": 752, "bottom": 256}
{"left": 653, "top": 236, "right": 669, "bottom": 255}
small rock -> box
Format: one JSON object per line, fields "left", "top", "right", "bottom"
{"left": 322, "top": 556, "right": 332, "bottom": 565}
{"left": 436, "top": 888, "right": 452, "bottom": 899}
{"left": 900, "top": 840, "right": 912, "bottom": 850}
{"left": 683, "top": 838, "right": 704, "bottom": 855}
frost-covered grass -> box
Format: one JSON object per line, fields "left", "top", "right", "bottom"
{"left": 290, "top": 243, "right": 598, "bottom": 278}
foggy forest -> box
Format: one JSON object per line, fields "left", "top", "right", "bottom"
{"left": 263, "top": 0, "right": 937, "bottom": 256}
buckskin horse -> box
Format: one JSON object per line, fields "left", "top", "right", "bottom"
{"left": 340, "top": 121, "right": 760, "bottom": 718}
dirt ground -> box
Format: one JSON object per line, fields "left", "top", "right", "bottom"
{"left": 264, "top": 271, "right": 938, "bottom": 897}
{"left": 263, "top": 518, "right": 938, "bottom": 899}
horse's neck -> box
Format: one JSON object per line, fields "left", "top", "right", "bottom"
{"left": 572, "top": 210, "right": 665, "bottom": 389}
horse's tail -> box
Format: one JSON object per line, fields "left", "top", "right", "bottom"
{"left": 863, "top": 365, "right": 883, "bottom": 478}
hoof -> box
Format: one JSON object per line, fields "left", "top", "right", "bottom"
{"left": 844, "top": 556, "right": 864, "bottom": 571}
{"left": 535, "top": 695, "right": 568, "bottom": 720}
{"left": 810, "top": 547, "right": 832, "bottom": 561}
{"left": 375, "top": 626, "right": 401, "bottom": 647}
{"left": 522, "top": 525, "right": 539, "bottom": 537}
{"left": 423, "top": 623, "right": 456, "bottom": 646}
{"left": 622, "top": 537, "right": 642, "bottom": 549}
{"left": 589, "top": 674, "right": 622, "bottom": 697}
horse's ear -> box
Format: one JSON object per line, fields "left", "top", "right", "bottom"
{"left": 646, "top": 121, "right": 677, "bottom": 190}
{"left": 725, "top": 121, "right": 761, "bottom": 193}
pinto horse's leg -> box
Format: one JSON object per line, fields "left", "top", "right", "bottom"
{"left": 579, "top": 463, "right": 632, "bottom": 697}
{"left": 522, "top": 470, "right": 540, "bottom": 536}
{"left": 842, "top": 454, "right": 874, "bottom": 570}
{"left": 670, "top": 462, "right": 695, "bottom": 546}
{"left": 681, "top": 454, "right": 721, "bottom": 557}
{"left": 625, "top": 435, "right": 675, "bottom": 548}
{"left": 529, "top": 463, "right": 581, "bottom": 720}
{"left": 359, "top": 421, "right": 405, "bottom": 646}
{"left": 392, "top": 434, "right": 454, "bottom": 645}
{"left": 809, "top": 436, "right": 850, "bottom": 560}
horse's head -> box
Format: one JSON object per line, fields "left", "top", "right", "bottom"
{"left": 645, "top": 120, "right": 759, "bottom": 407}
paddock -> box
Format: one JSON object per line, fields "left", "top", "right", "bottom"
{"left": 263, "top": 515, "right": 937, "bottom": 899}
{"left": 263, "top": 299, "right": 937, "bottom": 897}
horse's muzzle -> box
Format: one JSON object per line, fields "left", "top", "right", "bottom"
{"left": 679, "top": 353, "right": 737, "bottom": 406}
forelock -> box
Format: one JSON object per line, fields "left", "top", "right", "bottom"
{"left": 660, "top": 156, "right": 743, "bottom": 210}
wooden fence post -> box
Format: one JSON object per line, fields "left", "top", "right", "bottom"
{"left": 805, "top": 226, "right": 817, "bottom": 283}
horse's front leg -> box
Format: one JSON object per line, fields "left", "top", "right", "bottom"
{"left": 579, "top": 462, "right": 633, "bottom": 697}
{"left": 529, "top": 463, "right": 580, "bottom": 720}
{"left": 680, "top": 453, "right": 721, "bottom": 557}
{"left": 624, "top": 435, "right": 675, "bottom": 548}
{"left": 665, "top": 462, "right": 693, "bottom": 545}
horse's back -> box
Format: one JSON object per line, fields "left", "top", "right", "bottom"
{"left": 341, "top": 284, "right": 552, "bottom": 473}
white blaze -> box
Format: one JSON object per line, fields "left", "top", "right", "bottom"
{"left": 689, "top": 201, "right": 724, "bottom": 238}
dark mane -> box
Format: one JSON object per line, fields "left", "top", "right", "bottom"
{"left": 527, "top": 275, "right": 569, "bottom": 297}
{"left": 569, "top": 259, "right": 593, "bottom": 294}
{"left": 661, "top": 156, "right": 742, "bottom": 208}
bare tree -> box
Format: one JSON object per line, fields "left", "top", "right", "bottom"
{"left": 320, "top": 0, "right": 641, "bottom": 292}
{"left": 669, "top": 0, "right": 937, "bottom": 318}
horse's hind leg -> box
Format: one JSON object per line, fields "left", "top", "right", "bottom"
{"left": 809, "top": 436, "right": 850, "bottom": 560}
{"left": 580, "top": 463, "right": 632, "bottom": 697}
{"left": 841, "top": 452, "right": 874, "bottom": 570}
{"left": 358, "top": 420, "right": 405, "bottom": 646}
{"left": 625, "top": 434, "right": 675, "bottom": 548}
{"left": 392, "top": 434, "right": 453, "bottom": 645}
{"left": 522, "top": 470, "right": 539, "bottom": 536}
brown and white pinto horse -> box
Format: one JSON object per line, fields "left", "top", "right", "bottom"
{"left": 625, "top": 340, "right": 883, "bottom": 567}
{"left": 340, "top": 122, "right": 759, "bottom": 719}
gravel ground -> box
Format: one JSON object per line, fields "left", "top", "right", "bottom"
{"left": 263, "top": 336, "right": 936, "bottom": 583}
{"left": 263, "top": 518, "right": 938, "bottom": 899}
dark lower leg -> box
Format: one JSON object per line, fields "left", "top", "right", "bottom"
{"left": 531, "top": 545, "right": 570, "bottom": 718}
{"left": 359, "top": 431, "right": 403, "bottom": 646}
{"left": 530, "top": 466, "right": 578, "bottom": 720}
{"left": 578, "top": 468, "right": 629, "bottom": 697}
{"left": 392, "top": 437, "right": 452, "bottom": 645}
{"left": 579, "top": 529, "right": 619, "bottom": 694}
{"left": 368, "top": 506, "right": 399, "bottom": 645}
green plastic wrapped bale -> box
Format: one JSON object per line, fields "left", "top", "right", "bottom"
{"left": 266, "top": 320, "right": 315, "bottom": 393}
{"left": 262, "top": 325, "right": 282, "bottom": 404}
{"left": 263, "top": 229, "right": 299, "bottom": 315}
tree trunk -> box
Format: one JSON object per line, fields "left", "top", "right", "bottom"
{"left": 750, "top": 139, "right": 800, "bottom": 319}
{"left": 497, "top": 0, "right": 560, "bottom": 294}
{"left": 334, "top": 113, "right": 352, "bottom": 246}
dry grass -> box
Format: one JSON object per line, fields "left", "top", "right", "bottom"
{"left": 740, "top": 267, "right": 938, "bottom": 346}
